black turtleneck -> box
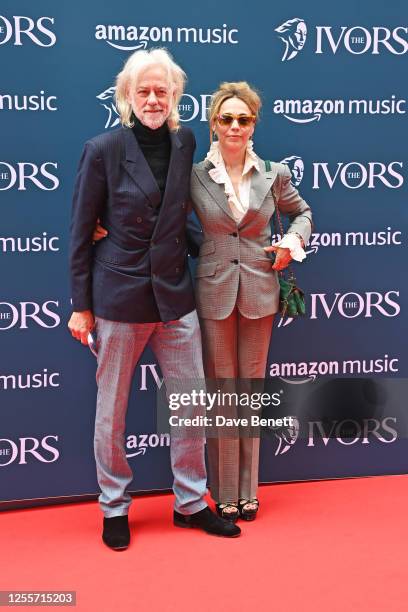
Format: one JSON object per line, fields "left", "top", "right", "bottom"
{"left": 131, "top": 116, "right": 171, "bottom": 200}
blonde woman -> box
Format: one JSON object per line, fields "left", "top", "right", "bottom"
{"left": 190, "top": 82, "right": 312, "bottom": 521}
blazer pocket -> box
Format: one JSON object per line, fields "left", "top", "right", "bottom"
{"left": 195, "top": 261, "right": 217, "bottom": 278}
{"left": 252, "top": 258, "right": 274, "bottom": 269}
{"left": 199, "top": 240, "right": 215, "bottom": 257}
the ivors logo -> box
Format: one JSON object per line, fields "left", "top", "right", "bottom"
{"left": 0, "top": 162, "right": 59, "bottom": 191}
{"left": 0, "top": 15, "right": 56, "bottom": 47}
{"left": 0, "top": 435, "right": 60, "bottom": 466}
{"left": 0, "top": 301, "right": 60, "bottom": 330}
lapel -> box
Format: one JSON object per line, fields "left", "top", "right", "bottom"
{"left": 151, "top": 129, "right": 185, "bottom": 238}
{"left": 247, "top": 160, "right": 279, "bottom": 213}
{"left": 159, "top": 129, "right": 184, "bottom": 212}
{"left": 194, "top": 161, "right": 237, "bottom": 223}
{"left": 121, "top": 127, "right": 161, "bottom": 208}
{"left": 238, "top": 160, "right": 279, "bottom": 227}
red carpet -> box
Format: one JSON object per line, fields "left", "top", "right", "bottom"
{"left": 2, "top": 476, "right": 407, "bottom": 611}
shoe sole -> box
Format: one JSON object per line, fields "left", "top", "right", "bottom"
{"left": 102, "top": 538, "right": 129, "bottom": 550}
{"left": 173, "top": 520, "right": 241, "bottom": 537}
{"left": 216, "top": 513, "right": 239, "bottom": 524}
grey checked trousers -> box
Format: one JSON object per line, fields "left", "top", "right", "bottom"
{"left": 200, "top": 308, "right": 274, "bottom": 503}
{"left": 94, "top": 310, "right": 208, "bottom": 518}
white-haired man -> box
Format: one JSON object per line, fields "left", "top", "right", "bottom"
{"left": 68, "top": 48, "right": 240, "bottom": 549}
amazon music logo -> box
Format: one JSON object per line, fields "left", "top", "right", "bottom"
{"left": 126, "top": 433, "right": 170, "bottom": 458}
{"left": 272, "top": 96, "right": 406, "bottom": 124}
{"left": 269, "top": 354, "right": 399, "bottom": 379}
{"left": 0, "top": 233, "right": 60, "bottom": 254}
{"left": 95, "top": 24, "right": 238, "bottom": 51}
{"left": 0, "top": 91, "right": 57, "bottom": 112}
{"left": 272, "top": 228, "right": 403, "bottom": 258}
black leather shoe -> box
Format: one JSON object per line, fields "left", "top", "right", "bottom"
{"left": 174, "top": 506, "right": 241, "bottom": 537}
{"left": 102, "top": 515, "right": 130, "bottom": 550}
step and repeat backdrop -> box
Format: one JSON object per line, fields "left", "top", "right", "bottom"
{"left": 1, "top": 0, "right": 407, "bottom": 507}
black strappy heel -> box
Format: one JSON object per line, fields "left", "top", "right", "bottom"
{"left": 238, "top": 498, "right": 259, "bottom": 521}
{"left": 215, "top": 503, "right": 239, "bottom": 523}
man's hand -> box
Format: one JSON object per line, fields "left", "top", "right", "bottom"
{"left": 68, "top": 310, "right": 95, "bottom": 345}
{"left": 263, "top": 245, "right": 292, "bottom": 271}
{"left": 93, "top": 218, "right": 108, "bottom": 242}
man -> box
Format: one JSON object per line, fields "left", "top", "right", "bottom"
{"left": 68, "top": 48, "right": 240, "bottom": 549}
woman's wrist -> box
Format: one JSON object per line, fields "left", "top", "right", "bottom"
{"left": 275, "top": 233, "right": 306, "bottom": 262}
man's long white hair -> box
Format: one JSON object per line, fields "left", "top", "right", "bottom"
{"left": 115, "top": 47, "right": 186, "bottom": 131}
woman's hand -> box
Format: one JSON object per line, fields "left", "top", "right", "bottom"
{"left": 93, "top": 219, "right": 108, "bottom": 242}
{"left": 263, "top": 245, "right": 292, "bottom": 271}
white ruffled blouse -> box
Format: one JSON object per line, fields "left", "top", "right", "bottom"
{"left": 205, "top": 141, "right": 306, "bottom": 262}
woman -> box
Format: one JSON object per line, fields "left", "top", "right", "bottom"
{"left": 190, "top": 82, "right": 312, "bottom": 521}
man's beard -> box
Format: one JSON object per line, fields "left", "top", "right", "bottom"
{"left": 137, "top": 109, "right": 168, "bottom": 130}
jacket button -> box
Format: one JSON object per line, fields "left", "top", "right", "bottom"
{"left": 175, "top": 237, "right": 180, "bottom": 244}
{"left": 232, "top": 259, "right": 239, "bottom": 265}
{"left": 175, "top": 267, "right": 180, "bottom": 273}
{"left": 232, "top": 232, "right": 238, "bottom": 237}
{"left": 181, "top": 203, "right": 185, "bottom": 209}
{"left": 136, "top": 217, "right": 142, "bottom": 223}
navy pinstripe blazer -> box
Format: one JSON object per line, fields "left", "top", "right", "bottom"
{"left": 69, "top": 125, "right": 199, "bottom": 323}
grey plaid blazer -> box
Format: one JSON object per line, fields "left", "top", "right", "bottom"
{"left": 190, "top": 157, "right": 312, "bottom": 320}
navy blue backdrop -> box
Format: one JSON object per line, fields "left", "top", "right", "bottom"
{"left": 1, "top": 0, "right": 407, "bottom": 507}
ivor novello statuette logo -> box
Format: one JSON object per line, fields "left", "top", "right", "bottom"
{"left": 95, "top": 23, "right": 238, "bottom": 50}
{"left": 280, "top": 156, "right": 304, "bottom": 187}
{"left": 267, "top": 418, "right": 300, "bottom": 456}
{"left": 275, "top": 18, "right": 307, "bottom": 61}
{"left": 97, "top": 87, "right": 120, "bottom": 129}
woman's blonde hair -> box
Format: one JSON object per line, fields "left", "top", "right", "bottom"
{"left": 208, "top": 81, "right": 262, "bottom": 141}
{"left": 115, "top": 48, "right": 186, "bottom": 131}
